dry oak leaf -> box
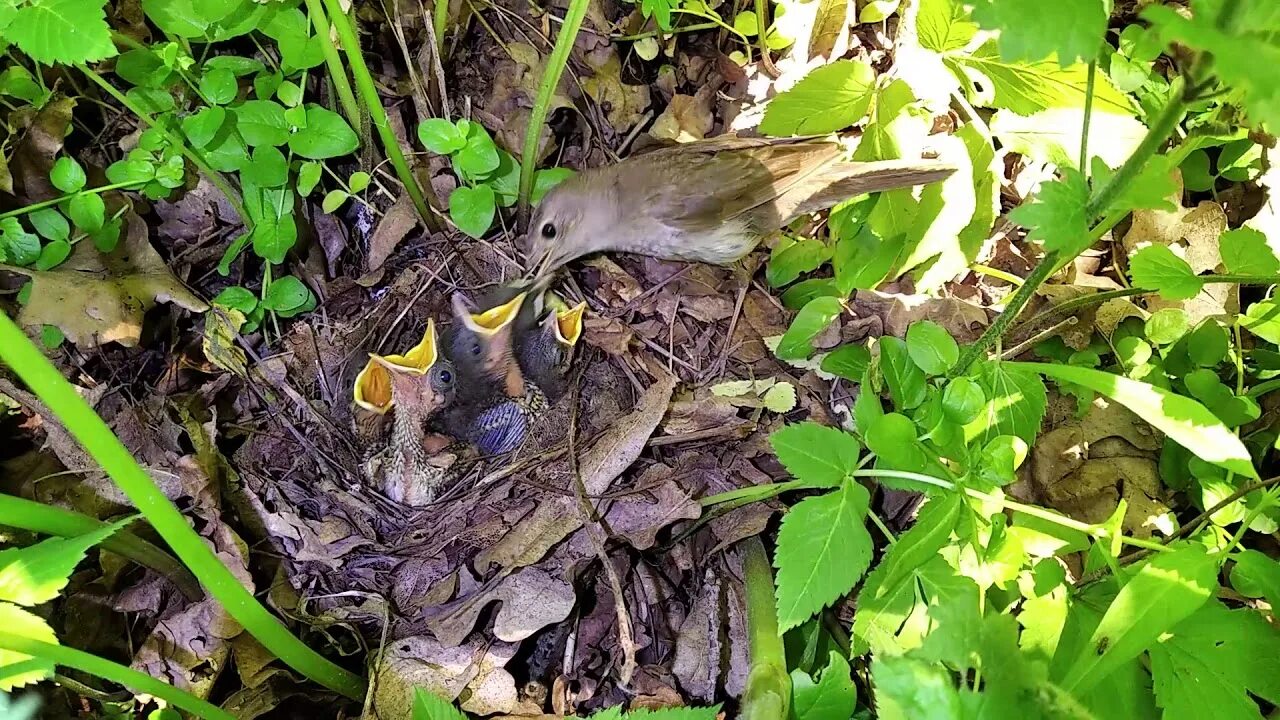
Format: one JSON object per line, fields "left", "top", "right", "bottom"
{"left": 2, "top": 213, "right": 207, "bottom": 347}
{"left": 1121, "top": 170, "right": 1227, "bottom": 274}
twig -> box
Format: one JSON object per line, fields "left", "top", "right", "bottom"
{"left": 1000, "top": 316, "right": 1078, "bottom": 359}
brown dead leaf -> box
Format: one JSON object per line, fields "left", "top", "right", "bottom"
{"left": 483, "top": 42, "right": 574, "bottom": 160}
{"left": 10, "top": 95, "right": 74, "bottom": 201}
{"left": 1122, "top": 170, "right": 1227, "bottom": 274}
{"left": 583, "top": 315, "right": 635, "bottom": 356}
{"left": 852, "top": 289, "right": 989, "bottom": 342}
{"left": 649, "top": 94, "right": 714, "bottom": 143}
{"left": 155, "top": 176, "right": 241, "bottom": 242}
{"left": 671, "top": 568, "right": 721, "bottom": 703}
{"left": 2, "top": 213, "right": 208, "bottom": 347}
{"left": 371, "top": 636, "right": 519, "bottom": 719}
{"left": 365, "top": 193, "right": 420, "bottom": 274}
{"left": 602, "top": 470, "right": 701, "bottom": 550}
{"left": 581, "top": 55, "right": 651, "bottom": 136}
{"left": 427, "top": 566, "right": 576, "bottom": 646}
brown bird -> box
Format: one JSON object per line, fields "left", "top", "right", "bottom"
{"left": 525, "top": 135, "right": 956, "bottom": 276}
{"left": 351, "top": 319, "right": 457, "bottom": 504}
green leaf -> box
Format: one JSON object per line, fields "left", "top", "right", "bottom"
{"left": 251, "top": 213, "right": 297, "bottom": 264}
{"left": 879, "top": 336, "right": 927, "bottom": 410}
{"left": 768, "top": 238, "right": 830, "bottom": 287}
{"left": 28, "top": 208, "right": 68, "bottom": 242}
{"left": 1220, "top": 227, "right": 1280, "bottom": 276}
{"left": 1007, "top": 169, "right": 1090, "bottom": 253}
{"left": 774, "top": 478, "right": 872, "bottom": 632}
{"left": 1129, "top": 245, "right": 1201, "bottom": 300}
{"left": 905, "top": 320, "right": 959, "bottom": 376}
{"left": 204, "top": 55, "right": 264, "bottom": 76}
{"left": 418, "top": 118, "right": 467, "bottom": 155}
{"left": 949, "top": 41, "right": 1135, "bottom": 116}
{"left": 1060, "top": 544, "right": 1217, "bottom": 693}
{"left": 39, "top": 324, "right": 64, "bottom": 349}
{"left": 233, "top": 100, "right": 290, "bottom": 146}
{"left": 90, "top": 218, "right": 120, "bottom": 253}
{"left": 245, "top": 145, "right": 289, "bottom": 188}
{"left": 962, "top": 360, "right": 1046, "bottom": 446}
{"left": 871, "top": 655, "right": 962, "bottom": 719}
{"left": 67, "top": 192, "right": 105, "bottom": 232}
{"left": 992, "top": 108, "right": 1147, "bottom": 171}
{"left": 776, "top": 296, "right": 842, "bottom": 360}
{"left": 0, "top": 603, "right": 56, "bottom": 690}
{"left": 296, "top": 161, "right": 323, "bottom": 196}
{"left": 1144, "top": 308, "right": 1189, "bottom": 345}
{"left": 1148, "top": 602, "right": 1280, "bottom": 720}
{"left": 970, "top": 0, "right": 1107, "bottom": 66}
{"left": 874, "top": 494, "right": 961, "bottom": 606}
{"left": 915, "top": 0, "right": 977, "bottom": 52}
{"left": 1186, "top": 321, "right": 1228, "bottom": 367}
{"left": 865, "top": 412, "right": 929, "bottom": 471}
{"left": 180, "top": 106, "right": 227, "bottom": 149}
{"left": 1242, "top": 299, "right": 1280, "bottom": 344}
{"left": 1092, "top": 155, "right": 1180, "bottom": 213}
{"left": 486, "top": 151, "right": 522, "bottom": 207}
{"left": 125, "top": 86, "right": 175, "bottom": 114}
{"left": 791, "top": 651, "right": 856, "bottom": 720}
{"left": 532, "top": 167, "right": 575, "bottom": 205}
{"left": 449, "top": 185, "right": 496, "bottom": 239}
{"left": 820, "top": 343, "right": 871, "bottom": 381}
{"left": 411, "top": 689, "right": 468, "bottom": 720}
{"left": 212, "top": 286, "right": 257, "bottom": 314}
{"left": 769, "top": 421, "right": 861, "bottom": 488}
{"left": 1230, "top": 550, "right": 1280, "bottom": 613}
{"left": 289, "top": 104, "right": 359, "bottom": 159}
{"left": 49, "top": 157, "right": 86, "bottom": 193}
{"left": 1012, "top": 361, "right": 1257, "bottom": 478}
{"left": 277, "top": 79, "right": 303, "bottom": 107}
{"left": 348, "top": 171, "right": 371, "bottom": 194}
{"left": 322, "top": 189, "right": 349, "bottom": 214}
{"left": 0, "top": 517, "right": 135, "bottom": 606}
{"left": 0, "top": 219, "right": 40, "bottom": 267}
{"left": 34, "top": 239, "right": 70, "bottom": 270}
{"left": 261, "top": 275, "right": 309, "bottom": 312}
{"left": 0, "top": 66, "right": 49, "bottom": 104}
{"left": 941, "top": 377, "right": 984, "bottom": 424}
{"left": 759, "top": 60, "right": 876, "bottom": 136}
{"left": 7, "top": 0, "right": 115, "bottom": 65}
{"left": 453, "top": 121, "right": 500, "bottom": 179}
{"left": 199, "top": 67, "right": 238, "bottom": 104}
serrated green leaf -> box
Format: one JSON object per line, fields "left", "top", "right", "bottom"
{"left": 970, "top": 0, "right": 1107, "bottom": 66}
{"left": 991, "top": 108, "right": 1146, "bottom": 171}
{"left": 449, "top": 185, "right": 496, "bottom": 239}
{"left": 1148, "top": 602, "right": 1280, "bottom": 720}
{"left": 915, "top": 0, "right": 977, "bottom": 52}
{"left": 776, "top": 296, "right": 843, "bottom": 360}
{"left": 289, "top": 105, "right": 358, "bottom": 159}
{"left": 769, "top": 421, "right": 861, "bottom": 487}
{"left": 0, "top": 517, "right": 135, "bottom": 606}
{"left": 0, "top": 603, "right": 56, "bottom": 690}
{"left": 871, "top": 655, "right": 962, "bottom": 719}
{"left": 759, "top": 60, "right": 876, "bottom": 136}
{"left": 872, "top": 493, "right": 961, "bottom": 604}
{"left": 905, "top": 320, "right": 959, "bottom": 376}
{"left": 949, "top": 41, "right": 1135, "bottom": 116}
{"left": 7, "top": 0, "right": 115, "bottom": 65}
{"left": 1092, "top": 155, "right": 1180, "bottom": 213}
{"left": 1220, "top": 227, "right": 1280, "bottom": 276}
{"left": 49, "top": 157, "right": 85, "bottom": 193}
{"left": 1013, "top": 361, "right": 1257, "bottom": 478}
{"left": 1007, "top": 169, "right": 1090, "bottom": 253}
{"left": 1129, "top": 245, "right": 1201, "bottom": 300}
{"left": 774, "top": 478, "right": 872, "bottom": 631}
{"left": 791, "top": 651, "right": 856, "bottom": 720}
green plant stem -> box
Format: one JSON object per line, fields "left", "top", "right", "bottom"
{"left": 432, "top": 0, "right": 449, "bottom": 53}
{"left": 952, "top": 78, "right": 1198, "bottom": 377}
{"left": 517, "top": 0, "right": 590, "bottom": 216}
{"left": 739, "top": 536, "right": 791, "bottom": 720}
{"left": 0, "top": 633, "right": 235, "bottom": 720}
{"left": 701, "top": 478, "right": 812, "bottom": 506}
{"left": 77, "top": 68, "right": 248, "bottom": 226}
{"left": 320, "top": 0, "right": 438, "bottom": 231}
{"left": 0, "top": 313, "right": 366, "bottom": 700}
{"left": 612, "top": 21, "right": 719, "bottom": 41}
{"left": 302, "top": 0, "right": 366, "bottom": 141}
{"left": 0, "top": 494, "right": 200, "bottom": 600}
{"left": 0, "top": 182, "right": 145, "bottom": 221}
{"left": 1078, "top": 59, "right": 1096, "bottom": 174}
{"left": 970, "top": 263, "right": 1024, "bottom": 286}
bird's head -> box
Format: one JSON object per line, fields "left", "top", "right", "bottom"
{"left": 353, "top": 318, "right": 456, "bottom": 417}
{"left": 450, "top": 291, "right": 528, "bottom": 398}
{"left": 525, "top": 176, "right": 615, "bottom": 279}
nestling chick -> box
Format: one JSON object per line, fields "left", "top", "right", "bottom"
{"left": 514, "top": 295, "right": 586, "bottom": 403}
{"left": 351, "top": 319, "right": 457, "bottom": 504}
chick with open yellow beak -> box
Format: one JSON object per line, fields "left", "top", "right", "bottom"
{"left": 351, "top": 319, "right": 456, "bottom": 504}
{"left": 515, "top": 296, "right": 586, "bottom": 403}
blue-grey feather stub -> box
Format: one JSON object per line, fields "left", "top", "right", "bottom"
{"left": 468, "top": 401, "right": 527, "bottom": 455}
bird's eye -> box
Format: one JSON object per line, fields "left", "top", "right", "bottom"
{"left": 438, "top": 369, "right": 453, "bottom": 385}
{"left": 470, "top": 342, "right": 482, "bottom": 356}
{"left": 541, "top": 223, "right": 556, "bottom": 239}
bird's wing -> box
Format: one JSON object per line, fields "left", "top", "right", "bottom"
{"left": 642, "top": 139, "right": 841, "bottom": 234}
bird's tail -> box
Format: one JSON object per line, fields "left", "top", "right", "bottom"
{"left": 781, "top": 160, "right": 958, "bottom": 224}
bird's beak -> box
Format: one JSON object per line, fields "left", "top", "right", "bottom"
{"left": 352, "top": 320, "right": 440, "bottom": 412}
{"left": 553, "top": 301, "right": 586, "bottom": 347}
{"left": 459, "top": 292, "right": 527, "bottom": 336}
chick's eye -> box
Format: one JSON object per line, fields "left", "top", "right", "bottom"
{"left": 437, "top": 369, "right": 453, "bottom": 385}
{"left": 470, "top": 342, "right": 482, "bottom": 356}
{"left": 541, "top": 223, "right": 556, "bottom": 239}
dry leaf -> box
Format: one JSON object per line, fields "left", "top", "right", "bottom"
{"left": 365, "top": 193, "right": 420, "bottom": 273}
{"left": 3, "top": 213, "right": 208, "bottom": 347}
